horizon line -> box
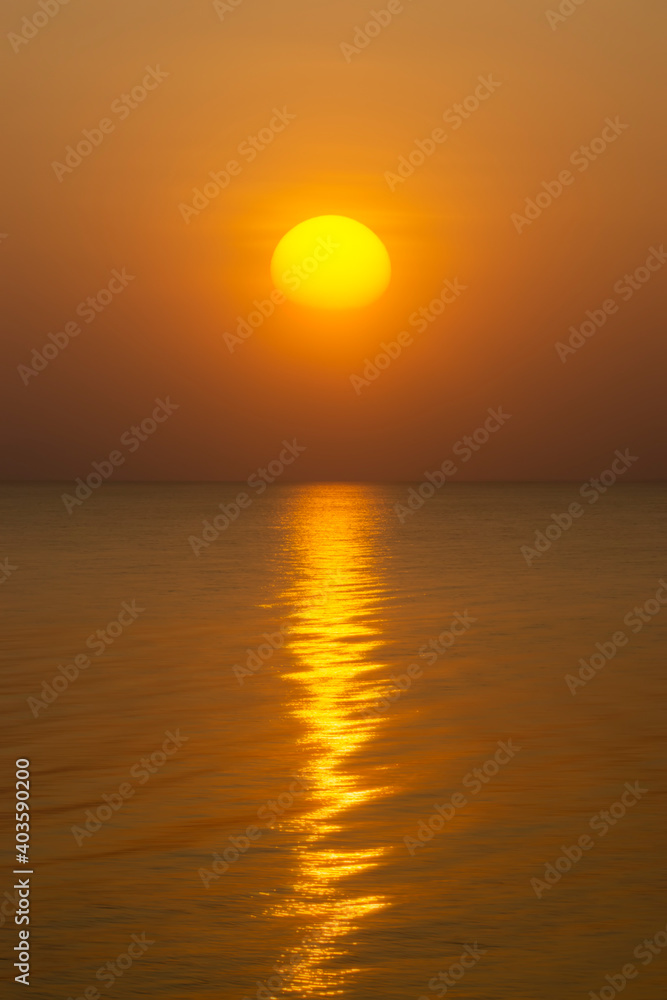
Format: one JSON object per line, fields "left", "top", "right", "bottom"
{"left": 1, "top": 479, "right": 665, "bottom": 487}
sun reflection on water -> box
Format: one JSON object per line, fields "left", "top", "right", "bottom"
{"left": 265, "top": 486, "right": 394, "bottom": 997}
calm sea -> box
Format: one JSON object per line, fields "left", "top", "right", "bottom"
{"left": 1, "top": 483, "right": 665, "bottom": 999}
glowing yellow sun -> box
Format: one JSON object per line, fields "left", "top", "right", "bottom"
{"left": 270, "top": 215, "right": 391, "bottom": 309}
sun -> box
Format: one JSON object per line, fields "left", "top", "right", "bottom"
{"left": 271, "top": 215, "right": 391, "bottom": 309}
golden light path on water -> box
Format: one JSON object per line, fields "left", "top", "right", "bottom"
{"left": 265, "top": 487, "right": 394, "bottom": 997}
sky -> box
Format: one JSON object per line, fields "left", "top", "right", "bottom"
{"left": 1, "top": 0, "right": 665, "bottom": 482}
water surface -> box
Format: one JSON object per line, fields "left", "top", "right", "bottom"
{"left": 1, "top": 483, "right": 665, "bottom": 999}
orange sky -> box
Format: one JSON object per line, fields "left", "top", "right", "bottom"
{"left": 1, "top": 0, "right": 665, "bottom": 481}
